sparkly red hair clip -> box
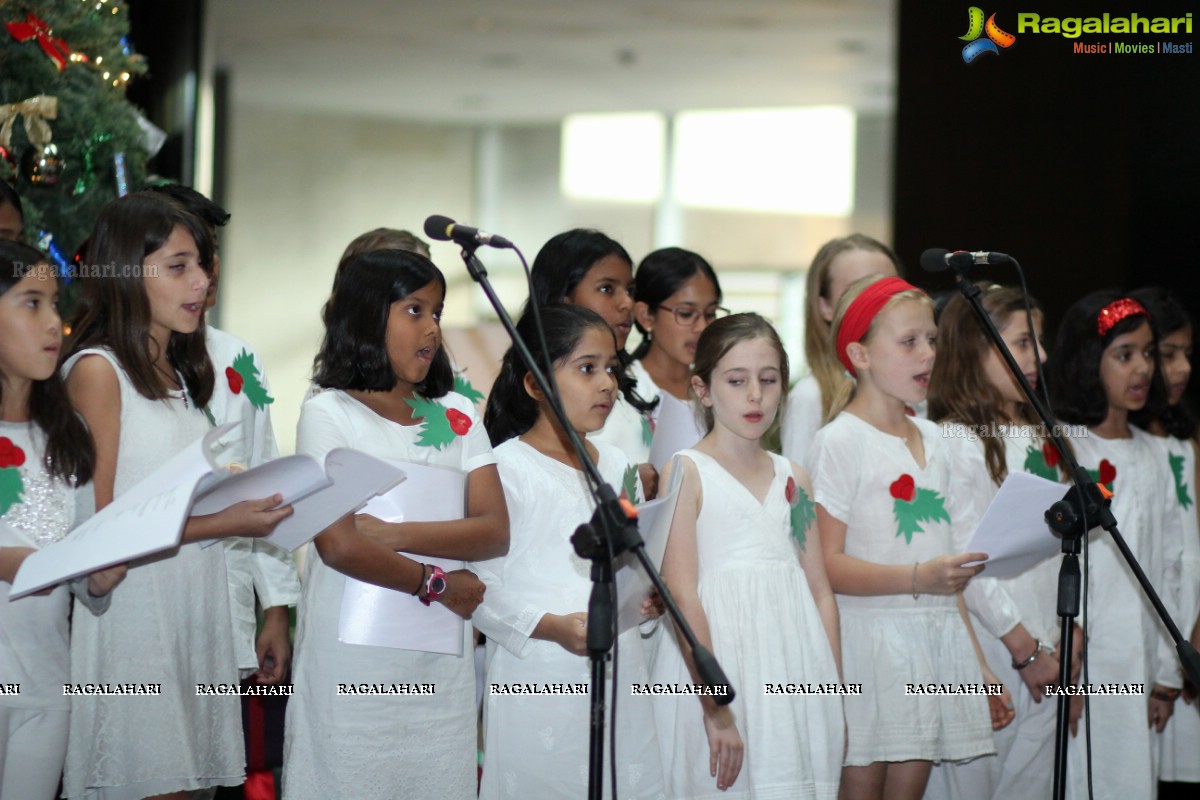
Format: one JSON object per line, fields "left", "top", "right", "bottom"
{"left": 1097, "top": 298, "right": 1148, "bottom": 337}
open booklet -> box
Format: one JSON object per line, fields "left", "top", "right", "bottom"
{"left": 337, "top": 461, "right": 468, "bottom": 656}
{"left": 963, "top": 470, "right": 1067, "bottom": 580}
{"left": 614, "top": 459, "right": 684, "bottom": 632}
{"left": 9, "top": 423, "right": 405, "bottom": 599}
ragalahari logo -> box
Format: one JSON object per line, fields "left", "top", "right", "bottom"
{"left": 960, "top": 7, "right": 1017, "bottom": 62}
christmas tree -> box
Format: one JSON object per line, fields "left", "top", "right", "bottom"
{"left": 1, "top": 0, "right": 150, "bottom": 263}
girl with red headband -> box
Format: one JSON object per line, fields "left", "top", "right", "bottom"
{"left": 781, "top": 234, "right": 900, "bottom": 469}
{"left": 1048, "top": 290, "right": 1184, "bottom": 800}
{"left": 808, "top": 275, "right": 1009, "bottom": 800}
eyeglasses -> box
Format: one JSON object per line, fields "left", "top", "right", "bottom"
{"left": 658, "top": 304, "right": 730, "bottom": 327}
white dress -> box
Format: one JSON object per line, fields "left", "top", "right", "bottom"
{"left": 282, "top": 389, "right": 493, "bottom": 800}
{"left": 1065, "top": 427, "right": 1180, "bottom": 800}
{"left": 0, "top": 422, "right": 106, "bottom": 800}
{"left": 61, "top": 348, "right": 244, "bottom": 800}
{"left": 1155, "top": 433, "right": 1200, "bottom": 783}
{"left": 589, "top": 359, "right": 659, "bottom": 465}
{"left": 809, "top": 413, "right": 993, "bottom": 765}
{"left": 650, "top": 449, "right": 844, "bottom": 799}
{"left": 206, "top": 326, "right": 301, "bottom": 674}
{"left": 471, "top": 439, "right": 665, "bottom": 799}
{"left": 781, "top": 373, "right": 824, "bottom": 469}
{"left": 925, "top": 426, "right": 1063, "bottom": 800}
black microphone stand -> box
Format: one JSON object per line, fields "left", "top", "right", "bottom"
{"left": 950, "top": 270, "right": 1200, "bottom": 800}
{"left": 454, "top": 242, "right": 735, "bottom": 800}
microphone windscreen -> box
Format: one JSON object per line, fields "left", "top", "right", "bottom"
{"left": 919, "top": 248, "right": 952, "bottom": 272}
{"left": 423, "top": 214, "right": 456, "bottom": 241}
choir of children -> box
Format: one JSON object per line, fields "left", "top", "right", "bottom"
{"left": 0, "top": 187, "right": 1196, "bottom": 800}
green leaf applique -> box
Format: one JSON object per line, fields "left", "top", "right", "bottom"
{"left": 229, "top": 349, "right": 275, "bottom": 411}
{"left": 1170, "top": 452, "right": 1193, "bottom": 510}
{"left": 640, "top": 414, "right": 654, "bottom": 448}
{"left": 889, "top": 474, "right": 951, "bottom": 545}
{"left": 786, "top": 476, "right": 815, "bottom": 551}
{"left": 620, "top": 463, "right": 642, "bottom": 506}
{"left": 453, "top": 373, "right": 485, "bottom": 406}
{"left": 405, "top": 397, "right": 472, "bottom": 450}
{"left": 1085, "top": 459, "right": 1117, "bottom": 493}
{"left": 1023, "top": 444, "right": 1059, "bottom": 481}
{"left": 0, "top": 468, "right": 24, "bottom": 516}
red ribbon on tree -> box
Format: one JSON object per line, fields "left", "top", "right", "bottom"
{"left": 6, "top": 13, "right": 73, "bottom": 71}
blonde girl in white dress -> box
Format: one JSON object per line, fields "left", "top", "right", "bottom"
{"left": 781, "top": 234, "right": 900, "bottom": 469}
{"left": 809, "top": 275, "right": 1009, "bottom": 800}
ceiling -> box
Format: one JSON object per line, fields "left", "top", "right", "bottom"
{"left": 209, "top": 0, "right": 896, "bottom": 124}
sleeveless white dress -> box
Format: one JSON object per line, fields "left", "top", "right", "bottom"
{"left": 650, "top": 449, "right": 843, "bottom": 799}
{"left": 61, "top": 348, "right": 244, "bottom": 800}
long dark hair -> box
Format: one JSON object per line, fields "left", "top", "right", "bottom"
{"left": 529, "top": 228, "right": 654, "bottom": 415}
{"left": 312, "top": 248, "right": 452, "bottom": 397}
{"left": 0, "top": 241, "right": 94, "bottom": 484}
{"left": 630, "top": 247, "right": 723, "bottom": 360}
{"left": 67, "top": 192, "right": 215, "bottom": 407}
{"left": 1049, "top": 290, "right": 1167, "bottom": 428}
{"left": 484, "top": 304, "right": 615, "bottom": 446}
{"left": 1130, "top": 286, "right": 1196, "bottom": 440}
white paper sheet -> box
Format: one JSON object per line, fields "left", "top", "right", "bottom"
{"left": 964, "top": 471, "right": 1068, "bottom": 580}
{"left": 337, "top": 462, "right": 467, "bottom": 655}
{"left": 615, "top": 463, "right": 684, "bottom": 632}
{"left": 8, "top": 423, "right": 239, "bottom": 599}
{"left": 9, "top": 425, "right": 404, "bottom": 596}
{"left": 648, "top": 393, "right": 706, "bottom": 472}
{"left": 195, "top": 450, "right": 405, "bottom": 550}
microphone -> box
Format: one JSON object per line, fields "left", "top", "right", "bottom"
{"left": 920, "top": 248, "right": 1012, "bottom": 273}
{"left": 424, "top": 215, "right": 513, "bottom": 249}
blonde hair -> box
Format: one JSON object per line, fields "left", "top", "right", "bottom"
{"left": 826, "top": 275, "right": 932, "bottom": 420}
{"left": 803, "top": 235, "right": 900, "bottom": 420}
{"left": 340, "top": 228, "right": 431, "bottom": 263}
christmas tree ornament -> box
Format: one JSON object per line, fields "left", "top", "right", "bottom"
{"left": 0, "top": 95, "right": 59, "bottom": 155}
{"left": 35, "top": 230, "right": 72, "bottom": 274}
{"left": 5, "top": 13, "right": 73, "bottom": 70}
{"left": 22, "top": 142, "right": 65, "bottom": 185}
{"left": 113, "top": 151, "right": 128, "bottom": 195}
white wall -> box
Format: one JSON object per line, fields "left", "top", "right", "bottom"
{"left": 219, "top": 106, "right": 893, "bottom": 454}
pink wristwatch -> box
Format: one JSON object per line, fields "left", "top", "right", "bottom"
{"left": 420, "top": 565, "right": 448, "bottom": 607}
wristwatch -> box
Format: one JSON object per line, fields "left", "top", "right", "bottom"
{"left": 420, "top": 565, "right": 448, "bottom": 607}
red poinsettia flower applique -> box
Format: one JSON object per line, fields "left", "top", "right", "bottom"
{"left": 0, "top": 437, "right": 27, "bottom": 468}
{"left": 446, "top": 408, "right": 472, "bottom": 436}
{"left": 889, "top": 472, "right": 950, "bottom": 544}
{"left": 785, "top": 475, "right": 798, "bottom": 505}
{"left": 1098, "top": 459, "right": 1116, "bottom": 486}
{"left": 889, "top": 473, "right": 916, "bottom": 502}
{"left": 0, "top": 437, "right": 27, "bottom": 515}
{"left": 1042, "top": 441, "right": 1060, "bottom": 469}
{"left": 225, "top": 366, "right": 244, "bottom": 395}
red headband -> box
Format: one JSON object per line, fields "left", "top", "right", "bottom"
{"left": 836, "top": 277, "right": 925, "bottom": 376}
{"left": 1097, "top": 297, "right": 1148, "bottom": 337}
